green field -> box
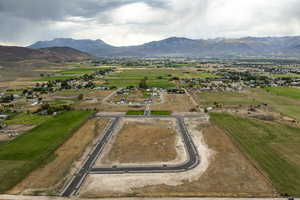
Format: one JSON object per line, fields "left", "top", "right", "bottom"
{"left": 53, "top": 89, "right": 91, "bottom": 97}
{"left": 5, "top": 113, "right": 53, "bottom": 126}
{"left": 151, "top": 110, "right": 172, "bottom": 115}
{"left": 59, "top": 67, "right": 100, "bottom": 75}
{"left": 0, "top": 110, "right": 92, "bottom": 192}
{"left": 197, "top": 88, "right": 300, "bottom": 121}
{"left": 265, "top": 87, "right": 300, "bottom": 100}
{"left": 211, "top": 113, "right": 300, "bottom": 196}
{"left": 272, "top": 73, "right": 300, "bottom": 78}
{"left": 126, "top": 110, "right": 145, "bottom": 115}
{"left": 35, "top": 75, "right": 77, "bottom": 82}
{"left": 102, "top": 68, "right": 215, "bottom": 88}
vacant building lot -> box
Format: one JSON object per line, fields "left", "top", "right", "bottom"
{"left": 97, "top": 117, "right": 184, "bottom": 165}
{"left": 79, "top": 117, "right": 274, "bottom": 198}
{"left": 150, "top": 93, "right": 195, "bottom": 112}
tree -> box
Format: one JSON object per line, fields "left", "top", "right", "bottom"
{"left": 139, "top": 77, "right": 148, "bottom": 89}
{"left": 78, "top": 94, "right": 84, "bottom": 101}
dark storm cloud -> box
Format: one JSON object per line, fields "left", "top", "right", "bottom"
{"left": 1, "top": 0, "right": 300, "bottom": 46}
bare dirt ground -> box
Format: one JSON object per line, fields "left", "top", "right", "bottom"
{"left": 0, "top": 194, "right": 295, "bottom": 200}
{"left": 79, "top": 117, "right": 276, "bottom": 198}
{"left": 150, "top": 94, "right": 196, "bottom": 112}
{"left": 75, "top": 101, "right": 145, "bottom": 112}
{"left": 97, "top": 118, "right": 183, "bottom": 165}
{"left": 8, "top": 118, "right": 110, "bottom": 195}
{"left": 0, "top": 78, "right": 36, "bottom": 90}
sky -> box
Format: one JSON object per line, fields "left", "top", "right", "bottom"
{"left": 1, "top": 0, "right": 300, "bottom": 46}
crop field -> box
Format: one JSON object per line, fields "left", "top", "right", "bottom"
{"left": 211, "top": 113, "right": 300, "bottom": 196}
{"left": 196, "top": 88, "right": 300, "bottom": 121}
{"left": 272, "top": 73, "right": 300, "bottom": 78}
{"left": 126, "top": 110, "right": 145, "bottom": 115}
{"left": 58, "top": 67, "right": 100, "bottom": 75}
{"left": 9, "top": 118, "right": 110, "bottom": 194}
{"left": 265, "top": 87, "right": 300, "bottom": 99}
{"left": 101, "top": 68, "right": 216, "bottom": 88}
{"left": 151, "top": 110, "right": 172, "bottom": 115}
{"left": 5, "top": 113, "right": 53, "bottom": 126}
{"left": 0, "top": 110, "right": 92, "bottom": 193}
{"left": 35, "top": 75, "right": 77, "bottom": 82}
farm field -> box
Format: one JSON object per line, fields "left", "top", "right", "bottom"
{"left": 211, "top": 113, "right": 300, "bottom": 196}
{"left": 0, "top": 110, "right": 92, "bottom": 193}
{"left": 196, "top": 88, "right": 300, "bottom": 121}
{"left": 5, "top": 113, "right": 53, "bottom": 126}
{"left": 100, "top": 68, "right": 216, "bottom": 88}
{"left": 9, "top": 118, "right": 110, "bottom": 195}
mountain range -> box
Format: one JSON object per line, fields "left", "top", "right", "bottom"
{"left": 28, "top": 36, "right": 300, "bottom": 58}
{"left": 0, "top": 46, "right": 91, "bottom": 62}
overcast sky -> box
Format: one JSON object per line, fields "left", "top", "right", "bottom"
{"left": 1, "top": 0, "right": 300, "bottom": 46}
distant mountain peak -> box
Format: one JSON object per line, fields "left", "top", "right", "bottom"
{"left": 27, "top": 36, "right": 300, "bottom": 58}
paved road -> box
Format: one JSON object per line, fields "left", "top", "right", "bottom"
{"left": 62, "top": 115, "right": 201, "bottom": 197}
{"left": 90, "top": 117, "right": 199, "bottom": 174}
{"left": 61, "top": 117, "right": 120, "bottom": 197}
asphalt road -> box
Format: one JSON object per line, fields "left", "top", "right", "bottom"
{"left": 62, "top": 115, "right": 201, "bottom": 197}
{"left": 90, "top": 117, "right": 200, "bottom": 174}
{"left": 61, "top": 117, "right": 120, "bottom": 197}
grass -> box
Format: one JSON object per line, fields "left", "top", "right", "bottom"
{"left": 272, "top": 73, "right": 300, "bottom": 78}
{"left": 53, "top": 89, "right": 91, "bottom": 97}
{"left": 35, "top": 75, "right": 77, "bottom": 82}
{"left": 197, "top": 88, "right": 300, "bottom": 121}
{"left": 0, "top": 110, "right": 92, "bottom": 193}
{"left": 265, "top": 87, "right": 300, "bottom": 100}
{"left": 5, "top": 113, "right": 53, "bottom": 126}
{"left": 151, "top": 110, "right": 172, "bottom": 115}
{"left": 102, "top": 68, "right": 216, "bottom": 88}
{"left": 59, "top": 67, "right": 99, "bottom": 75}
{"left": 211, "top": 113, "right": 300, "bottom": 196}
{"left": 126, "top": 110, "right": 145, "bottom": 115}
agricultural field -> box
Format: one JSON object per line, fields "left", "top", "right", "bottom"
{"left": 0, "top": 110, "right": 92, "bottom": 193}
{"left": 100, "top": 68, "right": 216, "bottom": 88}
{"left": 211, "top": 113, "right": 300, "bottom": 196}
{"left": 196, "top": 88, "right": 300, "bottom": 121}
{"left": 5, "top": 113, "right": 53, "bottom": 126}
{"left": 9, "top": 118, "right": 110, "bottom": 195}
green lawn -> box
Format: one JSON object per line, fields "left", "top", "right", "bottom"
{"left": 211, "top": 113, "right": 300, "bottom": 196}
{"left": 5, "top": 113, "right": 53, "bottom": 126}
{"left": 265, "top": 87, "right": 300, "bottom": 100}
{"left": 0, "top": 110, "right": 92, "bottom": 192}
{"left": 151, "top": 110, "right": 172, "bottom": 115}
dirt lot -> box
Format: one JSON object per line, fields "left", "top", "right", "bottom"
{"left": 79, "top": 118, "right": 276, "bottom": 198}
{"left": 150, "top": 94, "right": 195, "bottom": 112}
{"left": 75, "top": 101, "right": 145, "bottom": 112}
{"left": 8, "top": 118, "right": 110, "bottom": 195}
{"left": 100, "top": 118, "right": 178, "bottom": 164}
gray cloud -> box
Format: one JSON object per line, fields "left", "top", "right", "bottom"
{"left": 0, "top": 0, "right": 300, "bottom": 46}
